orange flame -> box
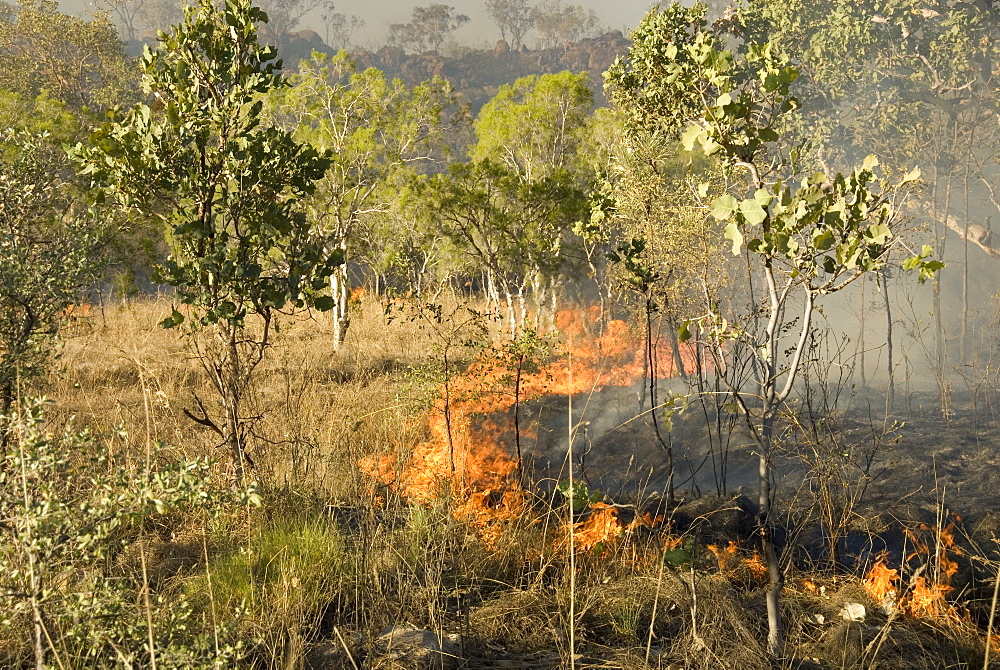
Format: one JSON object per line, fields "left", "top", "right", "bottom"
{"left": 572, "top": 503, "right": 623, "bottom": 552}
{"left": 707, "top": 541, "right": 767, "bottom": 582}
{"left": 361, "top": 307, "right": 697, "bottom": 548}
{"left": 863, "top": 555, "right": 899, "bottom": 603}
{"left": 64, "top": 303, "right": 92, "bottom": 317}
{"left": 866, "top": 517, "right": 969, "bottom": 626}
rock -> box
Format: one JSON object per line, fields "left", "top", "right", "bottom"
{"left": 839, "top": 602, "right": 866, "bottom": 622}
{"left": 296, "top": 29, "right": 323, "bottom": 44}
{"left": 366, "top": 623, "right": 461, "bottom": 670}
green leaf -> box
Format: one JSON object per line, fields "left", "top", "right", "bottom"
{"left": 866, "top": 223, "right": 891, "bottom": 245}
{"left": 754, "top": 188, "right": 773, "bottom": 207}
{"left": 724, "top": 221, "right": 744, "bottom": 255}
{"left": 711, "top": 194, "right": 737, "bottom": 220}
{"left": 918, "top": 260, "right": 945, "bottom": 283}
{"left": 313, "top": 295, "right": 336, "bottom": 311}
{"left": 159, "top": 309, "right": 184, "bottom": 329}
{"left": 681, "top": 123, "right": 703, "bottom": 152}
{"left": 900, "top": 166, "right": 921, "bottom": 186}
{"left": 812, "top": 229, "right": 834, "bottom": 251}
{"left": 678, "top": 321, "right": 692, "bottom": 343}
{"left": 758, "top": 127, "right": 779, "bottom": 143}
{"left": 739, "top": 198, "right": 767, "bottom": 225}
{"left": 663, "top": 539, "right": 693, "bottom": 567}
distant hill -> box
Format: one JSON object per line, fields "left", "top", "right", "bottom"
{"left": 350, "top": 33, "right": 630, "bottom": 110}
{"left": 132, "top": 28, "right": 631, "bottom": 111}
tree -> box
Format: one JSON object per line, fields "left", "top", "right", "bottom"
{"left": 485, "top": 0, "right": 533, "bottom": 49}
{"left": 471, "top": 71, "right": 594, "bottom": 183}
{"left": 605, "top": 2, "right": 939, "bottom": 655}
{"left": 320, "top": 1, "right": 364, "bottom": 51}
{"left": 410, "top": 159, "right": 588, "bottom": 334}
{"left": 268, "top": 51, "right": 456, "bottom": 346}
{"left": 0, "top": 400, "right": 256, "bottom": 669}
{"left": 531, "top": 0, "right": 599, "bottom": 49}
{"left": 256, "top": 0, "right": 321, "bottom": 45}
{"left": 737, "top": 0, "right": 1000, "bottom": 407}
{"left": 461, "top": 72, "right": 595, "bottom": 329}
{"left": 388, "top": 3, "right": 469, "bottom": 54}
{"left": 94, "top": 0, "right": 145, "bottom": 43}
{"left": 74, "top": 0, "right": 340, "bottom": 478}
{"left": 0, "top": 124, "right": 104, "bottom": 416}
{"left": 137, "top": 0, "right": 185, "bottom": 35}
{"left": 0, "top": 0, "right": 136, "bottom": 111}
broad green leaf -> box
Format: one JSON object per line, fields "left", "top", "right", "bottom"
{"left": 711, "top": 194, "right": 738, "bottom": 220}
{"left": 678, "top": 321, "right": 692, "bottom": 343}
{"left": 758, "top": 127, "right": 779, "bottom": 143}
{"left": 812, "top": 228, "right": 835, "bottom": 251}
{"left": 681, "top": 123, "right": 703, "bottom": 152}
{"left": 663, "top": 540, "right": 693, "bottom": 567}
{"left": 702, "top": 137, "right": 722, "bottom": 155}
{"left": 724, "top": 221, "right": 744, "bottom": 255}
{"left": 900, "top": 166, "right": 921, "bottom": 186}
{"left": 753, "top": 188, "right": 773, "bottom": 207}
{"left": 313, "top": 295, "right": 336, "bottom": 311}
{"left": 739, "top": 198, "right": 767, "bottom": 225}
{"left": 866, "top": 223, "right": 891, "bottom": 245}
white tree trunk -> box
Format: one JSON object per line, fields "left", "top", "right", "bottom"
{"left": 330, "top": 262, "right": 351, "bottom": 349}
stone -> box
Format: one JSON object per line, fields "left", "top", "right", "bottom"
{"left": 839, "top": 602, "right": 866, "bottom": 622}
{"left": 366, "top": 623, "right": 461, "bottom": 670}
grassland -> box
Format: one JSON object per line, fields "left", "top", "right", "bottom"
{"left": 2, "top": 295, "right": 999, "bottom": 670}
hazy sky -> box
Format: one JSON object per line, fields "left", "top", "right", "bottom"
{"left": 333, "top": 0, "right": 658, "bottom": 48}
{"left": 60, "top": 0, "right": 661, "bottom": 47}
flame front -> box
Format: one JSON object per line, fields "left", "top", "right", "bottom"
{"left": 361, "top": 307, "right": 696, "bottom": 547}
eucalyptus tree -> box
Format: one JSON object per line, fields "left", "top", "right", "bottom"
{"left": 606, "top": 2, "right": 939, "bottom": 655}
{"left": 75, "top": 0, "right": 339, "bottom": 478}
{"left": 460, "top": 71, "right": 596, "bottom": 328}
{"left": 485, "top": 0, "right": 533, "bottom": 48}
{"left": 388, "top": 4, "right": 469, "bottom": 54}
{"left": 257, "top": 0, "right": 321, "bottom": 44}
{"left": 471, "top": 71, "right": 594, "bottom": 183}
{"left": 409, "top": 159, "right": 588, "bottom": 334}
{"left": 530, "top": 0, "right": 599, "bottom": 49}
{"left": 0, "top": 122, "right": 105, "bottom": 416}
{"left": 320, "top": 2, "right": 365, "bottom": 51}
{"left": 0, "top": 0, "right": 136, "bottom": 111}
{"left": 268, "top": 51, "right": 456, "bottom": 346}
{"left": 738, "top": 0, "right": 1000, "bottom": 396}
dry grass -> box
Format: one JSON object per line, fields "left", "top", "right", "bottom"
{"left": 2, "top": 295, "right": 996, "bottom": 669}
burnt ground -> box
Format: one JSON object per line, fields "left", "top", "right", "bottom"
{"left": 409, "top": 385, "right": 1000, "bottom": 669}
{"left": 513, "top": 384, "right": 1000, "bottom": 575}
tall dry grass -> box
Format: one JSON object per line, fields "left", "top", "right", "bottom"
{"left": 0, "top": 294, "right": 992, "bottom": 669}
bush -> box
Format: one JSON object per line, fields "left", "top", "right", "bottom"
{"left": 0, "top": 398, "right": 257, "bottom": 668}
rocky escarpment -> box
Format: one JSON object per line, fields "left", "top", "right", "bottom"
{"left": 132, "top": 28, "right": 630, "bottom": 110}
